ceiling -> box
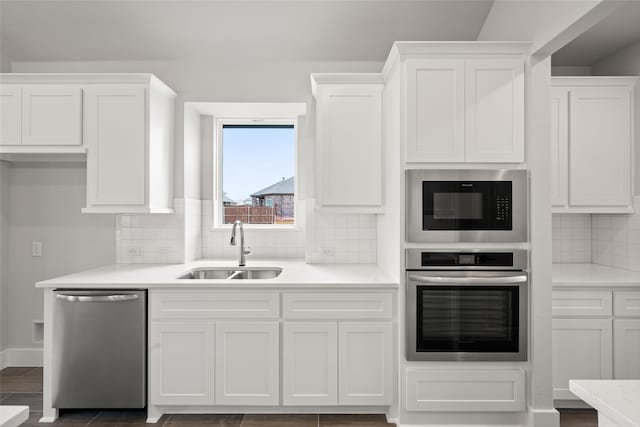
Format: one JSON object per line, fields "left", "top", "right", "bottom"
{"left": 552, "top": 0, "right": 640, "bottom": 66}
{"left": 0, "top": 0, "right": 494, "bottom": 64}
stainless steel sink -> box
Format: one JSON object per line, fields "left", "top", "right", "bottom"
{"left": 178, "top": 267, "right": 282, "bottom": 280}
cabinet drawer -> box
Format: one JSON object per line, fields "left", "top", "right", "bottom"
{"left": 614, "top": 291, "right": 640, "bottom": 317}
{"left": 552, "top": 291, "right": 612, "bottom": 316}
{"left": 405, "top": 368, "right": 525, "bottom": 412}
{"left": 151, "top": 291, "right": 279, "bottom": 320}
{"left": 283, "top": 293, "right": 392, "bottom": 319}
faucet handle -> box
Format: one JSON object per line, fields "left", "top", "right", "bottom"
{"left": 243, "top": 246, "right": 252, "bottom": 255}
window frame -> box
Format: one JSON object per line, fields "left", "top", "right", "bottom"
{"left": 212, "top": 117, "right": 299, "bottom": 230}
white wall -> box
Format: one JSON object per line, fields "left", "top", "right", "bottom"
{"left": 4, "top": 163, "right": 115, "bottom": 351}
{"left": 592, "top": 39, "right": 640, "bottom": 194}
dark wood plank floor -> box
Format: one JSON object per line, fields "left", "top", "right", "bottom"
{"left": 0, "top": 367, "right": 597, "bottom": 426}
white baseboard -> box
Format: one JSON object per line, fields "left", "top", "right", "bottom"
{"left": 0, "top": 348, "right": 43, "bottom": 369}
{"left": 527, "top": 408, "right": 560, "bottom": 427}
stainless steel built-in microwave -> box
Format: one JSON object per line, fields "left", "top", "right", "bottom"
{"left": 406, "top": 170, "right": 527, "bottom": 243}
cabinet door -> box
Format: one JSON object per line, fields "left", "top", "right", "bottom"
{"left": 215, "top": 322, "right": 279, "bottom": 405}
{"left": 84, "top": 85, "right": 146, "bottom": 207}
{"left": 338, "top": 322, "right": 393, "bottom": 405}
{"left": 22, "top": 86, "right": 82, "bottom": 146}
{"left": 552, "top": 318, "right": 612, "bottom": 400}
{"left": 614, "top": 319, "right": 640, "bottom": 379}
{"left": 569, "top": 86, "right": 632, "bottom": 208}
{"left": 0, "top": 85, "right": 22, "bottom": 145}
{"left": 550, "top": 87, "right": 569, "bottom": 207}
{"left": 405, "top": 59, "right": 465, "bottom": 162}
{"left": 317, "top": 84, "right": 382, "bottom": 207}
{"left": 149, "top": 322, "right": 215, "bottom": 405}
{"left": 282, "top": 322, "right": 337, "bottom": 406}
{"left": 465, "top": 59, "right": 525, "bottom": 163}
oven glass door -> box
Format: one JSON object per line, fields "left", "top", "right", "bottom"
{"left": 422, "top": 181, "right": 511, "bottom": 231}
{"left": 416, "top": 285, "right": 520, "bottom": 353}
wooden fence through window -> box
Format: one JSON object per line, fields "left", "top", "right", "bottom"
{"left": 224, "top": 205, "right": 275, "bottom": 224}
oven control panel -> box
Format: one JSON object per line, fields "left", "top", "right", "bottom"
{"left": 405, "top": 249, "right": 528, "bottom": 271}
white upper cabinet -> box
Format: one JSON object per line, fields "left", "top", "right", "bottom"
{"left": 551, "top": 77, "right": 637, "bottom": 213}
{"left": 311, "top": 74, "right": 383, "bottom": 212}
{"left": 0, "top": 85, "right": 22, "bottom": 145}
{"left": 84, "top": 85, "right": 146, "bottom": 209}
{"left": 464, "top": 59, "right": 525, "bottom": 163}
{"left": 82, "top": 76, "right": 175, "bottom": 213}
{"left": 394, "top": 43, "right": 529, "bottom": 164}
{"left": 21, "top": 86, "right": 82, "bottom": 146}
{"left": 1, "top": 84, "right": 82, "bottom": 147}
{"left": 0, "top": 74, "right": 175, "bottom": 213}
{"left": 405, "top": 59, "right": 465, "bottom": 162}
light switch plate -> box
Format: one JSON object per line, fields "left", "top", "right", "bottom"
{"left": 32, "top": 241, "right": 43, "bottom": 257}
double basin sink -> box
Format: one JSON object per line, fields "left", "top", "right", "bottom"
{"left": 178, "top": 267, "right": 282, "bottom": 280}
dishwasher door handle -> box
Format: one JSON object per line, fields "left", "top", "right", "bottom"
{"left": 55, "top": 294, "right": 140, "bottom": 303}
{"left": 408, "top": 274, "right": 528, "bottom": 284}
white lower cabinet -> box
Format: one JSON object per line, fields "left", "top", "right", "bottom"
{"left": 282, "top": 321, "right": 393, "bottom": 406}
{"left": 215, "top": 322, "right": 279, "bottom": 406}
{"left": 283, "top": 322, "right": 338, "bottom": 406}
{"left": 552, "top": 289, "right": 640, "bottom": 403}
{"left": 149, "top": 290, "right": 394, "bottom": 409}
{"left": 613, "top": 319, "right": 640, "bottom": 379}
{"left": 338, "top": 322, "right": 393, "bottom": 405}
{"left": 405, "top": 368, "right": 525, "bottom": 412}
{"left": 149, "top": 323, "right": 215, "bottom": 405}
{"left": 552, "top": 318, "right": 613, "bottom": 400}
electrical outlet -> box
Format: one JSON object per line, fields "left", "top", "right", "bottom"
{"left": 32, "top": 241, "right": 43, "bottom": 257}
{"left": 321, "top": 247, "right": 335, "bottom": 256}
{"left": 126, "top": 247, "right": 143, "bottom": 257}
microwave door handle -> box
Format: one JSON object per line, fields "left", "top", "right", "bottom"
{"left": 408, "top": 274, "right": 527, "bottom": 284}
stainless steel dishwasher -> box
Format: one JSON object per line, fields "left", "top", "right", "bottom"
{"left": 52, "top": 289, "right": 146, "bottom": 409}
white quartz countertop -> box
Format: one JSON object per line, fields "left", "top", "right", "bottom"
{"left": 35, "top": 259, "right": 398, "bottom": 289}
{"left": 553, "top": 263, "right": 640, "bottom": 287}
{"left": 570, "top": 380, "right": 640, "bottom": 427}
{"left": 0, "top": 406, "right": 29, "bottom": 427}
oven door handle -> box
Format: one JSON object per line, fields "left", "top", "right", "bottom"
{"left": 408, "top": 274, "right": 527, "bottom": 284}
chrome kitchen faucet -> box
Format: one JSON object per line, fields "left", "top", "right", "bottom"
{"left": 230, "top": 220, "right": 251, "bottom": 266}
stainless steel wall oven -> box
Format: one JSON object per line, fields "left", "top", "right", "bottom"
{"left": 406, "top": 249, "right": 528, "bottom": 361}
{"left": 406, "top": 169, "right": 527, "bottom": 243}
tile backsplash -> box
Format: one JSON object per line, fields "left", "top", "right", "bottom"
{"left": 116, "top": 198, "right": 378, "bottom": 264}
{"left": 552, "top": 214, "right": 592, "bottom": 263}
{"left": 552, "top": 197, "right": 640, "bottom": 271}
{"left": 200, "top": 200, "right": 306, "bottom": 259}
{"left": 591, "top": 197, "right": 640, "bottom": 271}
{"left": 306, "top": 203, "right": 377, "bottom": 264}
{"left": 116, "top": 199, "right": 186, "bottom": 263}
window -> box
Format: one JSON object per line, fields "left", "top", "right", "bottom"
{"left": 215, "top": 121, "right": 297, "bottom": 227}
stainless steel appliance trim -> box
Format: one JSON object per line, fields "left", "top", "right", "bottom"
{"left": 407, "top": 273, "right": 527, "bottom": 284}
{"left": 405, "top": 248, "right": 528, "bottom": 270}
{"left": 406, "top": 169, "right": 528, "bottom": 243}
{"left": 52, "top": 289, "right": 146, "bottom": 409}
{"left": 55, "top": 294, "right": 139, "bottom": 303}
{"left": 406, "top": 271, "right": 528, "bottom": 362}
